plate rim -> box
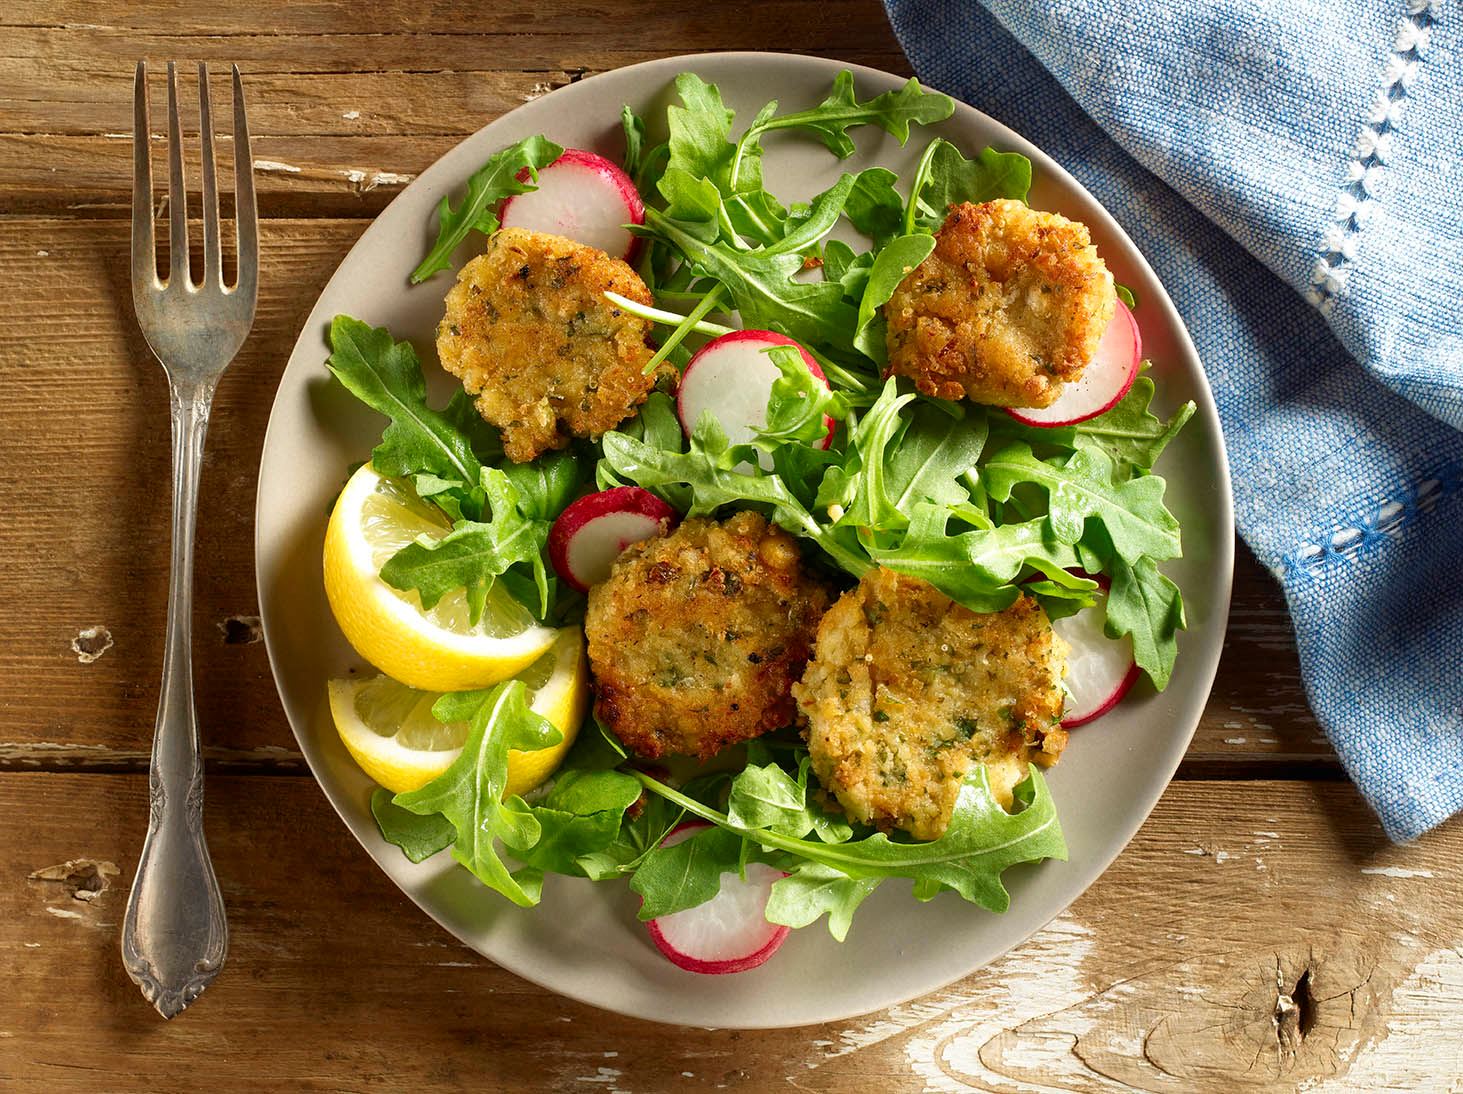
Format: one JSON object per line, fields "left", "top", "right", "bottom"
{"left": 254, "top": 49, "right": 1235, "bottom": 1028}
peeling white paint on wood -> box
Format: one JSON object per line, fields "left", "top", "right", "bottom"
{"left": 1301, "top": 948, "right": 1463, "bottom": 1092}
{"left": 341, "top": 167, "right": 415, "bottom": 192}
{"left": 70, "top": 624, "right": 112, "bottom": 663}
{"left": 1360, "top": 866, "right": 1435, "bottom": 879}
{"left": 899, "top": 915, "right": 1105, "bottom": 1092}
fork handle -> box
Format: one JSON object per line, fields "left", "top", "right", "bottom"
{"left": 121, "top": 376, "right": 229, "bottom": 1019}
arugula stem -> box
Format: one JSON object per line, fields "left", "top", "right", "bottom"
{"left": 902, "top": 137, "right": 945, "bottom": 236}
{"left": 805, "top": 345, "right": 877, "bottom": 395}
{"left": 639, "top": 283, "right": 727, "bottom": 375}
{"left": 717, "top": 206, "right": 751, "bottom": 250}
{"left": 725, "top": 194, "right": 776, "bottom": 243}
{"left": 733, "top": 100, "right": 904, "bottom": 190}
{"left": 602, "top": 291, "right": 734, "bottom": 338}
{"left": 630, "top": 769, "right": 1047, "bottom": 872}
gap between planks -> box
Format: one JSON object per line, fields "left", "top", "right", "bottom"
{"left": 0, "top": 746, "right": 1342, "bottom": 778}
{"left": 5, "top": 772, "right": 1460, "bottom": 1091}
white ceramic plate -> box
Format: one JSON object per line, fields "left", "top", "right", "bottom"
{"left": 256, "top": 52, "right": 1234, "bottom": 1028}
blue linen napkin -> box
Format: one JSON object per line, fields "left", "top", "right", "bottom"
{"left": 882, "top": 0, "right": 1463, "bottom": 840}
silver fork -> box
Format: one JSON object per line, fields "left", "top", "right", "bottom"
{"left": 121, "top": 61, "right": 257, "bottom": 1019}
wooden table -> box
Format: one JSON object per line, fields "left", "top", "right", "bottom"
{"left": 4, "top": 3, "right": 1460, "bottom": 1089}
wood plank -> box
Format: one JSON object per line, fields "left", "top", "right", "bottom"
{"left": 0, "top": 216, "right": 1329, "bottom": 771}
{"left": 3, "top": 773, "right": 1459, "bottom": 1089}
{"left": 0, "top": 1, "right": 909, "bottom": 216}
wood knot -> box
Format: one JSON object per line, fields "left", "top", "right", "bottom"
{"left": 1275, "top": 965, "right": 1316, "bottom": 1060}
{"left": 29, "top": 858, "right": 121, "bottom": 903}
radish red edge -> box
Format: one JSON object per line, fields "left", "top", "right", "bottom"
{"left": 1043, "top": 570, "right": 1140, "bottom": 729}
{"left": 676, "top": 330, "right": 836, "bottom": 454}
{"left": 499, "top": 148, "right": 646, "bottom": 264}
{"left": 643, "top": 821, "right": 791, "bottom": 976}
{"left": 1060, "top": 662, "right": 1141, "bottom": 729}
{"left": 547, "top": 486, "right": 679, "bottom": 593}
{"left": 1004, "top": 298, "right": 1142, "bottom": 428}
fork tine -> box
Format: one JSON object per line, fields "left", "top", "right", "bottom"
{"left": 231, "top": 65, "right": 258, "bottom": 301}
{"left": 197, "top": 63, "right": 222, "bottom": 290}
{"left": 131, "top": 62, "right": 158, "bottom": 289}
{"left": 165, "top": 61, "right": 190, "bottom": 287}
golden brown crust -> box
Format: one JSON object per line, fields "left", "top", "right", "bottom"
{"left": 436, "top": 227, "right": 662, "bottom": 463}
{"left": 884, "top": 199, "right": 1116, "bottom": 408}
{"left": 794, "top": 567, "right": 1068, "bottom": 841}
{"left": 584, "top": 511, "right": 833, "bottom": 760}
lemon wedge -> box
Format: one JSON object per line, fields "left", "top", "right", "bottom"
{"left": 323, "top": 463, "right": 558, "bottom": 691}
{"left": 328, "top": 628, "right": 589, "bottom": 796}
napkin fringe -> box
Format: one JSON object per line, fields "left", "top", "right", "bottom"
{"left": 1307, "top": 0, "right": 1440, "bottom": 315}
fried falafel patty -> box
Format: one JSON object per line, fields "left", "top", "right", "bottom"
{"left": 884, "top": 199, "right": 1115, "bottom": 409}
{"left": 794, "top": 567, "right": 1068, "bottom": 841}
{"left": 585, "top": 511, "right": 832, "bottom": 760}
{"left": 437, "top": 227, "right": 660, "bottom": 463}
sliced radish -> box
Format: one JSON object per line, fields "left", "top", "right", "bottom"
{"left": 645, "top": 822, "right": 790, "bottom": 975}
{"left": 499, "top": 149, "right": 645, "bottom": 262}
{"left": 1006, "top": 298, "right": 1141, "bottom": 427}
{"left": 1050, "top": 573, "right": 1139, "bottom": 728}
{"left": 548, "top": 486, "right": 678, "bottom": 593}
{"left": 676, "top": 330, "right": 835, "bottom": 470}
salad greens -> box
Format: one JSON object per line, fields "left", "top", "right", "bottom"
{"left": 410, "top": 135, "right": 563, "bottom": 284}
{"left": 330, "top": 68, "right": 1197, "bottom": 940}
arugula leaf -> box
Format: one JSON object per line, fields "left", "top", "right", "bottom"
{"left": 634, "top": 764, "right": 1066, "bottom": 934}
{"left": 410, "top": 134, "right": 563, "bottom": 283}
{"left": 594, "top": 392, "right": 689, "bottom": 501}
{"left": 371, "top": 788, "right": 454, "bottom": 863}
{"left": 1073, "top": 372, "right": 1196, "bottom": 473}
{"left": 868, "top": 506, "right": 1083, "bottom": 612}
{"left": 620, "top": 104, "right": 647, "bottom": 181}
{"left": 907, "top": 140, "right": 1032, "bottom": 231}
{"left": 502, "top": 449, "right": 584, "bottom": 523}
{"left": 822, "top": 239, "right": 858, "bottom": 285}
{"left": 393, "top": 682, "right": 560, "bottom": 907}
{"left": 982, "top": 441, "right": 1182, "bottom": 564}
{"left": 579, "top": 783, "right": 683, "bottom": 881}
{"left": 761, "top": 173, "right": 857, "bottom": 256}
{"left": 664, "top": 73, "right": 740, "bottom": 188}
{"left": 631, "top": 824, "right": 745, "bottom": 920}
{"left": 1106, "top": 554, "right": 1185, "bottom": 691}
{"left": 644, "top": 206, "right": 858, "bottom": 351}
{"left": 884, "top": 402, "right": 989, "bottom": 515}
{"left": 852, "top": 233, "right": 936, "bottom": 363}
{"left": 380, "top": 468, "right": 548, "bottom": 622}
{"left": 817, "top": 379, "right": 917, "bottom": 532}
{"left": 756, "top": 345, "right": 850, "bottom": 450}
{"left": 764, "top": 864, "right": 882, "bottom": 942}
{"left": 844, "top": 167, "right": 905, "bottom": 248}
{"left": 601, "top": 413, "right": 870, "bottom": 576}
{"left": 511, "top": 769, "right": 644, "bottom": 876}
{"left": 326, "top": 316, "right": 488, "bottom": 519}
{"left": 655, "top": 167, "right": 724, "bottom": 238}
{"left": 1115, "top": 283, "right": 1137, "bottom": 309}
{"left": 726, "top": 753, "right": 854, "bottom": 844}
{"left": 734, "top": 72, "right": 953, "bottom": 164}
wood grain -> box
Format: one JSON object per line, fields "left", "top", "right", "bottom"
{"left": 0, "top": 216, "right": 1325, "bottom": 771}
{"left": 7, "top": 3, "right": 1452, "bottom": 1088}
{"left": 0, "top": 1, "right": 910, "bottom": 216}
{"left": 4, "top": 773, "right": 1458, "bottom": 1091}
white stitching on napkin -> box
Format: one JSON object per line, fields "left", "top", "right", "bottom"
{"left": 1286, "top": 468, "right": 1456, "bottom": 579}
{"left": 1306, "top": 0, "right": 1438, "bottom": 314}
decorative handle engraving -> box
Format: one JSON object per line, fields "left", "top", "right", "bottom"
{"left": 120, "top": 380, "right": 228, "bottom": 1019}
